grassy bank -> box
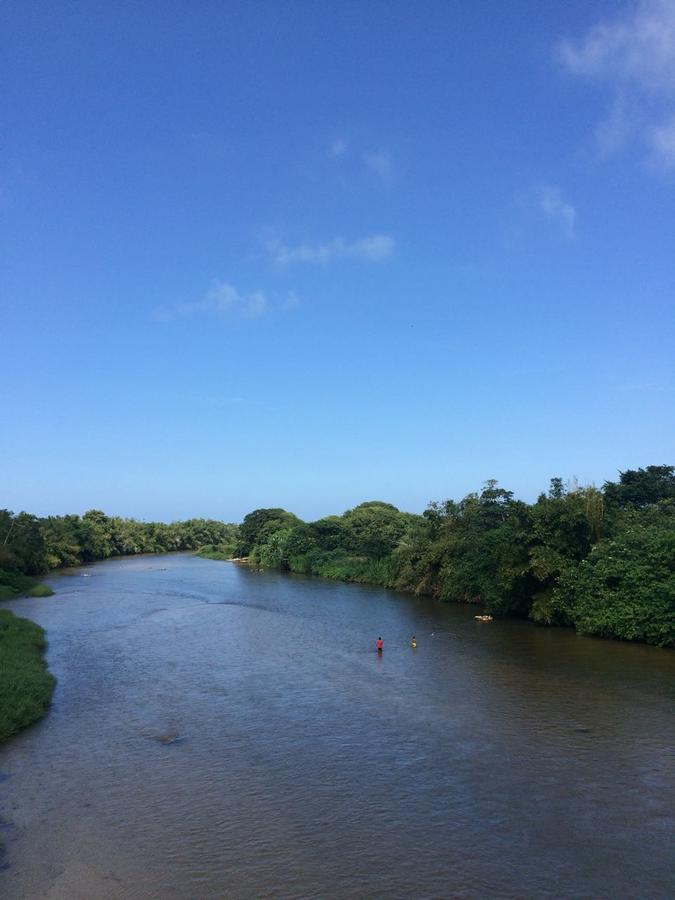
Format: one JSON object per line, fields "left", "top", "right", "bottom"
{"left": 196, "top": 544, "right": 238, "bottom": 561}
{"left": 0, "top": 568, "right": 54, "bottom": 601}
{"left": 0, "top": 610, "right": 55, "bottom": 743}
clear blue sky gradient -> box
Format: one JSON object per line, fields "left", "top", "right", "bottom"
{"left": 2, "top": 1, "right": 674, "bottom": 521}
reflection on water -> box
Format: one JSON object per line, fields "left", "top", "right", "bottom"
{"left": 1, "top": 554, "right": 673, "bottom": 899}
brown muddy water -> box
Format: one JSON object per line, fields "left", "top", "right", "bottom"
{"left": 0, "top": 553, "right": 673, "bottom": 899}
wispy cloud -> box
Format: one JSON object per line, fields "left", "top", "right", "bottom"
{"left": 556, "top": 0, "right": 675, "bottom": 170}
{"left": 329, "top": 138, "right": 348, "bottom": 158}
{"left": 537, "top": 185, "right": 576, "bottom": 238}
{"left": 327, "top": 138, "right": 396, "bottom": 185}
{"left": 199, "top": 395, "right": 247, "bottom": 407}
{"left": 362, "top": 150, "right": 394, "bottom": 186}
{"left": 268, "top": 234, "right": 394, "bottom": 265}
{"left": 650, "top": 113, "right": 675, "bottom": 165}
{"left": 615, "top": 377, "right": 672, "bottom": 393}
{"left": 283, "top": 290, "right": 301, "bottom": 309}
{"left": 155, "top": 280, "right": 274, "bottom": 322}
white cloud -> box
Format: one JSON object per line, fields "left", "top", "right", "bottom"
{"left": 199, "top": 395, "right": 247, "bottom": 407}
{"left": 537, "top": 186, "right": 576, "bottom": 238}
{"left": 649, "top": 113, "right": 675, "bottom": 166}
{"left": 616, "top": 378, "right": 669, "bottom": 392}
{"left": 155, "top": 280, "right": 268, "bottom": 321}
{"left": 556, "top": 0, "right": 675, "bottom": 170}
{"left": 363, "top": 150, "right": 394, "bottom": 185}
{"left": 283, "top": 291, "right": 301, "bottom": 309}
{"left": 594, "top": 95, "right": 635, "bottom": 158}
{"left": 557, "top": 1, "right": 675, "bottom": 90}
{"left": 329, "top": 138, "right": 348, "bottom": 158}
{"left": 268, "top": 234, "right": 394, "bottom": 265}
{"left": 326, "top": 138, "right": 396, "bottom": 184}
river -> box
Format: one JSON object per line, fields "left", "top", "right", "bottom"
{"left": 1, "top": 553, "right": 673, "bottom": 899}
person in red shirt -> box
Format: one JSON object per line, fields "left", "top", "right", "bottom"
{"left": 376, "top": 636, "right": 383, "bottom": 652}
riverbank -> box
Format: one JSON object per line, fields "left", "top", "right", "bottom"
{"left": 206, "top": 541, "right": 675, "bottom": 649}
{"left": 196, "top": 545, "right": 240, "bottom": 561}
{"left": 0, "top": 610, "right": 55, "bottom": 743}
{"left": 230, "top": 483, "right": 675, "bottom": 648}
{"left": 0, "top": 569, "right": 54, "bottom": 601}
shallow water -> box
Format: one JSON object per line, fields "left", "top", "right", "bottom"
{"left": 1, "top": 554, "right": 673, "bottom": 899}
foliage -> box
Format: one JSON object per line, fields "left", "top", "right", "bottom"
{"left": 527, "top": 482, "right": 604, "bottom": 625}
{"left": 340, "top": 502, "right": 414, "bottom": 558}
{"left": 0, "top": 511, "right": 45, "bottom": 575}
{"left": 242, "top": 468, "right": 674, "bottom": 647}
{"left": 0, "top": 509, "right": 240, "bottom": 576}
{"left": 25, "top": 584, "right": 55, "bottom": 597}
{"left": 237, "top": 508, "right": 301, "bottom": 556}
{"left": 0, "top": 568, "right": 51, "bottom": 599}
{"left": 553, "top": 504, "right": 675, "bottom": 646}
{"left": 2, "top": 464, "right": 673, "bottom": 648}
{"left": 249, "top": 527, "right": 295, "bottom": 569}
{"left": 196, "top": 543, "right": 238, "bottom": 561}
{"left": 603, "top": 465, "right": 675, "bottom": 509}
{"left": 0, "top": 610, "right": 56, "bottom": 742}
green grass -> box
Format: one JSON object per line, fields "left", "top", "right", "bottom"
{"left": 0, "top": 610, "right": 55, "bottom": 743}
{"left": 196, "top": 543, "right": 237, "bottom": 561}
{"left": 0, "top": 568, "right": 54, "bottom": 599}
{"left": 24, "top": 584, "right": 54, "bottom": 598}
{"left": 0, "top": 568, "right": 37, "bottom": 595}
{"left": 285, "top": 549, "right": 400, "bottom": 587}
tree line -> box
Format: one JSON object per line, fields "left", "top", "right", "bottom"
{"left": 234, "top": 466, "right": 674, "bottom": 648}
{"left": 0, "top": 509, "right": 238, "bottom": 580}
{"left": 1, "top": 465, "right": 673, "bottom": 647}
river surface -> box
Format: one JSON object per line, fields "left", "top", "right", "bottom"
{"left": 0, "top": 554, "right": 673, "bottom": 899}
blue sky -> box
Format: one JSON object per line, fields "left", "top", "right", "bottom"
{"left": 2, "top": 0, "right": 674, "bottom": 522}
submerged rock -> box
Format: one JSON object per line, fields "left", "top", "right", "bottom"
{"left": 146, "top": 732, "right": 183, "bottom": 745}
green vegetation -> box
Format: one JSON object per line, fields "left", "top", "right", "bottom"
{"left": 0, "top": 568, "right": 53, "bottom": 600}
{"left": 197, "top": 543, "right": 239, "bottom": 561}
{"left": 0, "top": 510, "right": 239, "bottom": 743}
{"left": 25, "top": 584, "right": 55, "bottom": 598}
{"left": 214, "top": 467, "right": 674, "bottom": 648}
{"left": 0, "top": 509, "right": 239, "bottom": 576}
{"left": 2, "top": 466, "right": 673, "bottom": 650}
{"left": 553, "top": 506, "right": 675, "bottom": 645}
{"left": 0, "top": 610, "right": 55, "bottom": 742}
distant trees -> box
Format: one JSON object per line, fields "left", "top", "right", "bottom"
{"left": 340, "top": 502, "right": 413, "bottom": 558}
{"left": 603, "top": 465, "right": 675, "bottom": 509}
{"left": 554, "top": 503, "right": 675, "bottom": 646}
{"left": 528, "top": 482, "right": 603, "bottom": 626}
{"left": 237, "top": 467, "right": 674, "bottom": 648}
{"left": 0, "top": 508, "right": 239, "bottom": 578}
{"left": 237, "top": 508, "right": 302, "bottom": 556}
{"left": 2, "top": 465, "right": 673, "bottom": 648}
{"left": 0, "top": 512, "right": 45, "bottom": 575}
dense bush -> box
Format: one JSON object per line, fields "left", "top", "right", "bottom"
{"left": 0, "top": 508, "right": 239, "bottom": 576}
{"left": 240, "top": 467, "right": 675, "bottom": 647}
{"left": 0, "top": 610, "right": 55, "bottom": 742}
{"left": 0, "top": 568, "right": 51, "bottom": 600}
{"left": 553, "top": 506, "right": 675, "bottom": 646}
{"left": 2, "top": 466, "right": 673, "bottom": 648}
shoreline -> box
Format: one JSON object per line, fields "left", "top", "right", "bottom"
{"left": 205, "top": 553, "right": 675, "bottom": 652}
{"left": 0, "top": 550, "right": 192, "bottom": 745}
{"left": 0, "top": 610, "right": 55, "bottom": 744}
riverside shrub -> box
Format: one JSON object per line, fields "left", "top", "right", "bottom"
{"left": 0, "top": 610, "right": 55, "bottom": 742}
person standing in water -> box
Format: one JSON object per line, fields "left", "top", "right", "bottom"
{"left": 376, "top": 636, "right": 383, "bottom": 652}
{"left": 410, "top": 635, "right": 417, "bottom": 648}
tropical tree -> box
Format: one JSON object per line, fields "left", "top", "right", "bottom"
{"left": 553, "top": 503, "right": 675, "bottom": 646}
